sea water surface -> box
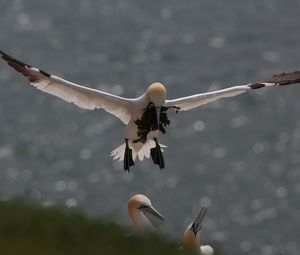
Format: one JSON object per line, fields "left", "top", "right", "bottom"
{"left": 0, "top": 1, "right": 300, "bottom": 254}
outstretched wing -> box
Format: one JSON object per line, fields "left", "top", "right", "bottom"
{"left": 0, "top": 50, "right": 132, "bottom": 124}
{"left": 165, "top": 71, "right": 300, "bottom": 111}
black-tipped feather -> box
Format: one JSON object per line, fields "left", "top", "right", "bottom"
{"left": 0, "top": 50, "right": 51, "bottom": 82}
{"left": 253, "top": 71, "right": 300, "bottom": 87}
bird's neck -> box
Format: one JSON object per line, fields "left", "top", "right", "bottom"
{"left": 183, "top": 227, "right": 201, "bottom": 251}
{"left": 183, "top": 227, "right": 214, "bottom": 255}
{"left": 129, "top": 210, "right": 153, "bottom": 233}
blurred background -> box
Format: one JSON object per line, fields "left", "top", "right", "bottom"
{"left": 0, "top": 0, "right": 300, "bottom": 254}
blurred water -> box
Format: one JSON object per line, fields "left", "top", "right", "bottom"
{"left": 0, "top": 0, "right": 300, "bottom": 254}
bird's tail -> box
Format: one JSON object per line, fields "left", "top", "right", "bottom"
{"left": 110, "top": 140, "right": 166, "bottom": 162}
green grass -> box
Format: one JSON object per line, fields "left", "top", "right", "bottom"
{"left": 0, "top": 199, "right": 196, "bottom": 255}
{"left": 0, "top": 199, "right": 231, "bottom": 255}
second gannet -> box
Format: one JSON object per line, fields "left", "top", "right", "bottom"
{"left": 128, "top": 194, "right": 164, "bottom": 233}
{"left": 183, "top": 207, "right": 214, "bottom": 255}
{"left": 1, "top": 50, "right": 300, "bottom": 171}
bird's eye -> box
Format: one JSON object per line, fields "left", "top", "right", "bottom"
{"left": 137, "top": 204, "right": 148, "bottom": 210}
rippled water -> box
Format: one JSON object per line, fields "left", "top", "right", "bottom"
{"left": 0, "top": 1, "right": 300, "bottom": 254}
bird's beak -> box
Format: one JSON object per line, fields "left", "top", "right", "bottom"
{"left": 190, "top": 207, "right": 207, "bottom": 236}
{"left": 155, "top": 107, "right": 161, "bottom": 129}
{"left": 144, "top": 205, "right": 165, "bottom": 221}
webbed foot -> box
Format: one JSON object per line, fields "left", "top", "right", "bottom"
{"left": 124, "top": 139, "right": 134, "bottom": 172}
{"left": 150, "top": 138, "right": 165, "bottom": 169}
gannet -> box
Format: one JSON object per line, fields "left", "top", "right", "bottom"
{"left": 128, "top": 194, "right": 164, "bottom": 233}
{"left": 183, "top": 207, "right": 214, "bottom": 255}
{"left": 1, "top": 50, "right": 300, "bottom": 171}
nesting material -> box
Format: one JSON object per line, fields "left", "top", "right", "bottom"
{"left": 133, "top": 103, "right": 171, "bottom": 144}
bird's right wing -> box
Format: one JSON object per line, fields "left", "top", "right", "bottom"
{"left": 165, "top": 71, "right": 300, "bottom": 111}
{"left": 0, "top": 50, "right": 132, "bottom": 124}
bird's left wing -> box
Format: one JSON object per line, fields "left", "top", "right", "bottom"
{"left": 165, "top": 71, "right": 300, "bottom": 111}
{"left": 0, "top": 50, "right": 132, "bottom": 124}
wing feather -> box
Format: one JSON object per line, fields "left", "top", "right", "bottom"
{"left": 165, "top": 85, "right": 250, "bottom": 110}
{"left": 0, "top": 50, "right": 132, "bottom": 124}
{"left": 165, "top": 71, "right": 300, "bottom": 111}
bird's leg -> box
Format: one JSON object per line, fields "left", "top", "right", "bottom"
{"left": 124, "top": 139, "right": 134, "bottom": 172}
{"left": 150, "top": 138, "right": 165, "bottom": 169}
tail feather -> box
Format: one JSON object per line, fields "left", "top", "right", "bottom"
{"left": 137, "top": 140, "right": 155, "bottom": 161}
{"left": 111, "top": 140, "right": 166, "bottom": 162}
{"left": 110, "top": 143, "right": 125, "bottom": 161}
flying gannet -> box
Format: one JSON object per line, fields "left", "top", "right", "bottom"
{"left": 127, "top": 194, "right": 164, "bottom": 233}
{"left": 1, "top": 50, "right": 300, "bottom": 171}
{"left": 183, "top": 207, "right": 214, "bottom": 255}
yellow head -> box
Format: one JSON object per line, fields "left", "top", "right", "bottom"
{"left": 128, "top": 194, "right": 151, "bottom": 215}
{"left": 128, "top": 194, "right": 164, "bottom": 232}
{"left": 147, "top": 82, "right": 167, "bottom": 106}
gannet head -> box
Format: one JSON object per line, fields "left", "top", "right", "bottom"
{"left": 183, "top": 207, "right": 214, "bottom": 254}
{"left": 147, "top": 82, "right": 167, "bottom": 106}
{"left": 128, "top": 194, "right": 164, "bottom": 233}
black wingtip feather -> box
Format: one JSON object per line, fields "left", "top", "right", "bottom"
{"left": 0, "top": 50, "right": 31, "bottom": 68}
{"left": 255, "top": 70, "right": 300, "bottom": 86}
{"left": 0, "top": 49, "right": 51, "bottom": 80}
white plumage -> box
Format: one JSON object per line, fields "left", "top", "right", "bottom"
{"left": 165, "top": 85, "right": 249, "bottom": 110}
{"left": 1, "top": 50, "right": 300, "bottom": 171}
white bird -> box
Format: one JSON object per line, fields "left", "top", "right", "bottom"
{"left": 127, "top": 194, "right": 164, "bottom": 233}
{"left": 1, "top": 50, "right": 300, "bottom": 171}
{"left": 183, "top": 207, "right": 214, "bottom": 255}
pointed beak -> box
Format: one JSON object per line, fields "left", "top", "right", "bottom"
{"left": 144, "top": 205, "right": 165, "bottom": 221}
{"left": 155, "top": 107, "right": 161, "bottom": 129}
{"left": 190, "top": 207, "right": 207, "bottom": 236}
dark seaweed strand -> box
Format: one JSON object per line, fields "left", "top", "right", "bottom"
{"left": 133, "top": 103, "right": 172, "bottom": 143}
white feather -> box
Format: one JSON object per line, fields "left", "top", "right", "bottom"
{"left": 165, "top": 85, "right": 250, "bottom": 111}
{"left": 110, "top": 140, "right": 166, "bottom": 162}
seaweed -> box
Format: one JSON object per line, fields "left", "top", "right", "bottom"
{"left": 133, "top": 103, "right": 178, "bottom": 144}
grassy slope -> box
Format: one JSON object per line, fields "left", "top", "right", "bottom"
{"left": 0, "top": 199, "right": 196, "bottom": 255}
